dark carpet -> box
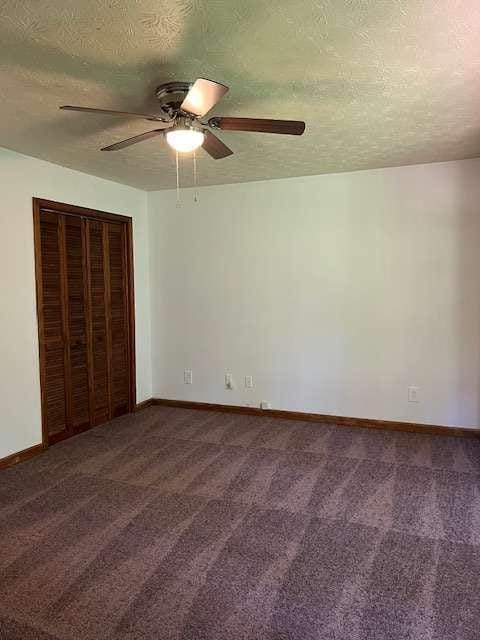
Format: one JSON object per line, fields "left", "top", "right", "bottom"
{"left": 1, "top": 406, "right": 480, "bottom": 639}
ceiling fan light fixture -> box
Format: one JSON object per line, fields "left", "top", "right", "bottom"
{"left": 166, "top": 127, "right": 205, "bottom": 153}
{"left": 60, "top": 77, "right": 305, "bottom": 159}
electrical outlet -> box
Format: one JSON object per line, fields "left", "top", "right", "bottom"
{"left": 225, "top": 373, "right": 234, "bottom": 390}
{"left": 408, "top": 386, "right": 419, "bottom": 402}
{"left": 184, "top": 369, "right": 193, "bottom": 385}
{"left": 260, "top": 401, "right": 272, "bottom": 410}
{"left": 245, "top": 375, "right": 253, "bottom": 389}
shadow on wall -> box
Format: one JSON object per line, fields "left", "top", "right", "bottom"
{"left": 456, "top": 160, "right": 480, "bottom": 426}
{"left": 377, "top": 160, "right": 480, "bottom": 428}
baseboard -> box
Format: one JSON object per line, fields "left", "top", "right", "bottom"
{"left": 3, "top": 400, "right": 476, "bottom": 472}
{"left": 0, "top": 443, "right": 45, "bottom": 471}
{"left": 150, "top": 398, "right": 480, "bottom": 439}
{"left": 135, "top": 398, "right": 155, "bottom": 411}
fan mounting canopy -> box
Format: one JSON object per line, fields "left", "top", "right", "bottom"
{"left": 155, "top": 81, "right": 192, "bottom": 117}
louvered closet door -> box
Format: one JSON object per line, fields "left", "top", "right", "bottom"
{"left": 38, "top": 212, "right": 69, "bottom": 441}
{"left": 106, "top": 222, "right": 130, "bottom": 417}
{"left": 86, "top": 220, "right": 131, "bottom": 424}
{"left": 86, "top": 220, "right": 111, "bottom": 425}
{"left": 64, "top": 216, "right": 90, "bottom": 433}
{"left": 38, "top": 213, "right": 90, "bottom": 441}
{"left": 35, "top": 200, "right": 135, "bottom": 446}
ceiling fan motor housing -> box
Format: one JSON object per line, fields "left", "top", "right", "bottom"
{"left": 155, "top": 81, "right": 192, "bottom": 117}
{"left": 169, "top": 115, "right": 203, "bottom": 132}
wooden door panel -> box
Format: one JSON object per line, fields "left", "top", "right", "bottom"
{"left": 38, "top": 211, "right": 68, "bottom": 440}
{"left": 64, "top": 216, "right": 90, "bottom": 431}
{"left": 43, "top": 343, "right": 67, "bottom": 436}
{"left": 70, "top": 342, "right": 89, "bottom": 429}
{"left": 92, "top": 336, "right": 109, "bottom": 424}
{"left": 34, "top": 199, "right": 135, "bottom": 446}
{"left": 39, "top": 212, "right": 63, "bottom": 342}
{"left": 87, "top": 220, "right": 110, "bottom": 424}
{"left": 108, "top": 223, "right": 130, "bottom": 417}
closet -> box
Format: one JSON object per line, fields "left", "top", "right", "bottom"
{"left": 33, "top": 199, "right": 135, "bottom": 445}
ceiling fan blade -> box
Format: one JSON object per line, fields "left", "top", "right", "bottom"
{"left": 101, "top": 129, "right": 166, "bottom": 151}
{"left": 180, "top": 79, "right": 229, "bottom": 117}
{"left": 202, "top": 130, "right": 233, "bottom": 159}
{"left": 60, "top": 105, "right": 169, "bottom": 123}
{"left": 209, "top": 117, "right": 305, "bottom": 135}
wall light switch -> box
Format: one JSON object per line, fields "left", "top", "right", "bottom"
{"left": 408, "top": 386, "right": 419, "bottom": 402}
{"left": 184, "top": 369, "right": 193, "bottom": 385}
{"left": 245, "top": 375, "right": 253, "bottom": 389}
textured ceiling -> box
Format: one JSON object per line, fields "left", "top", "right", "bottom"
{"left": 1, "top": 0, "right": 480, "bottom": 190}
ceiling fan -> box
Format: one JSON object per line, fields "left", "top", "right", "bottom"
{"left": 60, "top": 78, "right": 306, "bottom": 159}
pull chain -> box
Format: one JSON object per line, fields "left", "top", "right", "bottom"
{"left": 193, "top": 149, "right": 199, "bottom": 203}
{"left": 175, "top": 150, "right": 181, "bottom": 207}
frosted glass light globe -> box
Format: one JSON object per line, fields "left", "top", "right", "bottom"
{"left": 166, "top": 128, "right": 205, "bottom": 153}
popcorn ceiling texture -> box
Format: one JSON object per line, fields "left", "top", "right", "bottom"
{"left": 0, "top": 0, "right": 479, "bottom": 190}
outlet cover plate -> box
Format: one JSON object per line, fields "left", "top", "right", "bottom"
{"left": 408, "top": 386, "right": 419, "bottom": 402}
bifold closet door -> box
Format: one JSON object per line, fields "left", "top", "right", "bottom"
{"left": 64, "top": 215, "right": 90, "bottom": 433}
{"left": 86, "top": 220, "right": 130, "bottom": 424}
{"left": 87, "top": 220, "right": 110, "bottom": 425}
{"left": 37, "top": 212, "right": 90, "bottom": 443}
{"left": 106, "top": 222, "right": 130, "bottom": 417}
{"left": 35, "top": 201, "right": 135, "bottom": 446}
{"left": 37, "top": 211, "right": 69, "bottom": 442}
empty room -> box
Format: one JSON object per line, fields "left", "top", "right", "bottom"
{"left": 1, "top": 1, "right": 480, "bottom": 639}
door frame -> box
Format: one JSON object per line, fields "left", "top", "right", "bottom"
{"left": 32, "top": 198, "right": 136, "bottom": 446}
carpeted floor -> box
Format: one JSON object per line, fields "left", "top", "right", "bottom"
{"left": 1, "top": 407, "right": 480, "bottom": 639}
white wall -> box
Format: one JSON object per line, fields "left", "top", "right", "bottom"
{"left": 0, "top": 147, "right": 151, "bottom": 458}
{"left": 148, "top": 158, "right": 480, "bottom": 429}
{"left": 2, "top": 150, "right": 479, "bottom": 458}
